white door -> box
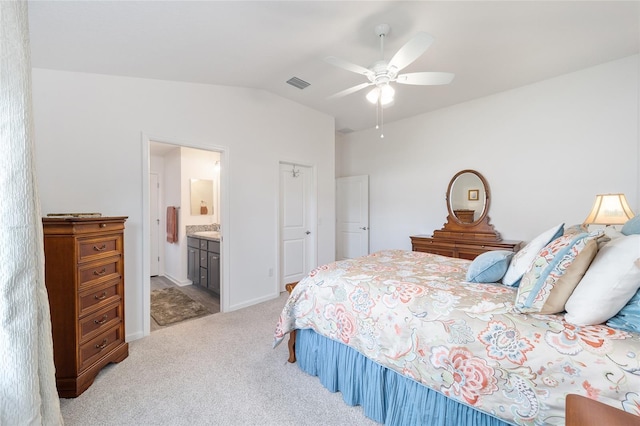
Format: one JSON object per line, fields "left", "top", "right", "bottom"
{"left": 149, "top": 173, "right": 160, "bottom": 276}
{"left": 280, "top": 163, "right": 315, "bottom": 291}
{"left": 336, "top": 175, "right": 369, "bottom": 260}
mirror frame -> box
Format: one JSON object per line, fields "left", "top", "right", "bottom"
{"left": 434, "top": 169, "right": 502, "bottom": 242}
{"left": 446, "top": 169, "right": 490, "bottom": 226}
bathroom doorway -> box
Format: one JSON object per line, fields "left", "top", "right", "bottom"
{"left": 142, "top": 135, "right": 228, "bottom": 337}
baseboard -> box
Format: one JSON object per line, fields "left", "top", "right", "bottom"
{"left": 227, "top": 292, "right": 280, "bottom": 312}
{"left": 162, "top": 273, "right": 191, "bottom": 287}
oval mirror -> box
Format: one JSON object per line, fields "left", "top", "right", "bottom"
{"left": 446, "top": 170, "right": 489, "bottom": 225}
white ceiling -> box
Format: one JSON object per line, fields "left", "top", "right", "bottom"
{"left": 27, "top": 1, "right": 639, "bottom": 133}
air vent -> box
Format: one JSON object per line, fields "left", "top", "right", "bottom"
{"left": 286, "top": 77, "right": 310, "bottom": 90}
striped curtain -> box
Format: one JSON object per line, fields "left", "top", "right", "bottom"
{"left": 0, "top": 1, "right": 62, "bottom": 424}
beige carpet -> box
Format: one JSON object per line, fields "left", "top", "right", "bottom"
{"left": 150, "top": 287, "right": 210, "bottom": 326}
{"left": 59, "top": 292, "right": 377, "bottom": 425}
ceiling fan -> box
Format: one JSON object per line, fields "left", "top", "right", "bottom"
{"left": 326, "top": 24, "right": 454, "bottom": 106}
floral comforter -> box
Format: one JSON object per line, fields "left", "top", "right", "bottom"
{"left": 274, "top": 250, "right": 640, "bottom": 425}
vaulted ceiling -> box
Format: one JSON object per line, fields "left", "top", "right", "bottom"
{"left": 28, "top": 1, "right": 639, "bottom": 133}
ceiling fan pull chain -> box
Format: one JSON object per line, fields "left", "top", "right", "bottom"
{"left": 380, "top": 99, "right": 384, "bottom": 139}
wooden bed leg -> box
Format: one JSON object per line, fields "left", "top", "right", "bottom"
{"left": 284, "top": 281, "right": 299, "bottom": 363}
{"left": 287, "top": 330, "right": 297, "bottom": 363}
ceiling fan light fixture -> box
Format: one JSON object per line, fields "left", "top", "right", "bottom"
{"left": 366, "top": 87, "right": 380, "bottom": 104}
{"left": 366, "top": 84, "right": 395, "bottom": 106}
{"left": 380, "top": 84, "right": 395, "bottom": 105}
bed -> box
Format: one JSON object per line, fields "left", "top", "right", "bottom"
{"left": 273, "top": 226, "right": 640, "bottom": 425}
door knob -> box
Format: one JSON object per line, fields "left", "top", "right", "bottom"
{"left": 360, "top": 226, "right": 369, "bottom": 230}
{"left": 305, "top": 231, "right": 311, "bottom": 235}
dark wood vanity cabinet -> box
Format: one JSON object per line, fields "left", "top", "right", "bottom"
{"left": 187, "top": 238, "right": 200, "bottom": 285}
{"left": 412, "top": 170, "right": 522, "bottom": 260}
{"left": 187, "top": 236, "right": 220, "bottom": 295}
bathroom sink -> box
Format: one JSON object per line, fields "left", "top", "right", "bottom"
{"left": 192, "top": 231, "right": 221, "bottom": 240}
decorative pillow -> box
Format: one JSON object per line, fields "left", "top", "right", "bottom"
{"left": 502, "top": 223, "right": 564, "bottom": 287}
{"left": 564, "top": 234, "right": 640, "bottom": 325}
{"left": 563, "top": 223, "right": 588, "bottom": 236}
{"left": 466, "top": 250, "right": 514, "bottom": 283}
{"left": 607, "top": 273, "right": 640, "bottom": 333}
{"left": 514, "top": 231, "right": 602, "bottom": 314}
{"left": 622, "top": 215, "right": 640, "bottom": 236}
{"left": 596, "top": 226, "right": 625, "bottom": 249}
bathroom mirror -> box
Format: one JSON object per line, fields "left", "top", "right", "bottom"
{"left": 447, "top": 170, "right": 488, "bottom": 225}
{"left": 190, "top": 179, "right": 214, "bottom": 215}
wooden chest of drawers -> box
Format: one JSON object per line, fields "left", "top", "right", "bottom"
{"left": 410, "top": 234, "right": 522, "bottom": 260}
{"left": 43, "top": 216, "right": 128, "bottom": 397}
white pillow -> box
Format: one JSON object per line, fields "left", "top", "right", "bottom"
{"left": 564, "top": 234, "right": 640, "bottom": 325}
{"left": 502, "top": 223, "right": 564, "bottom": 286}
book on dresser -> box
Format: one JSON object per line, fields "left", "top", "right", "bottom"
{"left": 42, "top": 215, "right": 128, "bottom": 397}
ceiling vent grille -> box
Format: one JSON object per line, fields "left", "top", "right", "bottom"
{"left": 286, "top": 77, "right": 310, "bottom": 90}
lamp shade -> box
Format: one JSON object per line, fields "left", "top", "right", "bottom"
{"left": 583, "top": 193, "right": 635, "bottom": 225}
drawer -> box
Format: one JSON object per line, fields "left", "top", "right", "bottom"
{"left": 42, "top": 220, "right": 125, "bottom": 236}
{"left": 208, "top": 240, "right": 220, "bottom": 253}
{"left": 199, "top": 239, "right": 208, "bottom": 250}
{"left": 78, "top": 257, "right": 121, "bottom": 289}
{"left": 79, "top": 302, "right": 122, "bottom": 343}
{"left": 187, "top": 237, "right": 200, "bottom": 249}
{"left": 199, "top": 267, "right": 207, "bottom": 285}
{"left": 78, "top": 279, "right": 121, "bottom": 317}
{"left": 78, "top": 235, "right": 121, "bottom": 263}
{"left": 199, "top": 251, "right": 207, "bottom": 265}
{"left": 79, "top": 325, "right": 124, "bottom": 371}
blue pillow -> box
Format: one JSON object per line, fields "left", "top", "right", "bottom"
{"left": 466, "top": 250, "right": 515, "bottom": 283}
{"left": 621, "top": 215, "right": 640, "bottom": 236}
{"left": 607, "top": 289, "right": 640, "bottom": 333}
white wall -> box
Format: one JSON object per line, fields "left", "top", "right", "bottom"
{"left": 163, "top": 147, "right": 182, "bottom": 283}
{"left": 32, "top": 69, "right": 336, "bottom": 341}
{"left": 338, "top": 55, "right": 639, "bottom": 249}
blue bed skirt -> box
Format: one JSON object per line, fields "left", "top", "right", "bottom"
{"left": 296, "top": 328, "right": 512, "bottom": 426}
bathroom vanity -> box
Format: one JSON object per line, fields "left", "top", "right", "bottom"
{"left": 187, "top": 231, "right": 220, "bottom": 295}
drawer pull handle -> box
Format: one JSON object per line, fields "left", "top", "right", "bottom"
{"left": 95, "top": 339, "right": 108, "bottom": 350}
{"left": 100, "top": 223, "right": 107, "bottom": 228}
{"left": 94, "top": 314, "right": 108, "bottom": 325}
{"left": 94, "top": 292, "right": 107, "bottom": 300}
{"left": 93, "top": 268, "right": 107, "bottom": 276}
{"left": 93, "top": 244, "right": 107, "bottom": 251}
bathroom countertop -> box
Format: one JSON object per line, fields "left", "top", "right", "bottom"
{"left": 188, "top": 231, "right": 221, "bottom": 242}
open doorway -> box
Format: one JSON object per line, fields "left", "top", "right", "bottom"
{"left": 141, "top": 135, "right": 228, "bottom": 337}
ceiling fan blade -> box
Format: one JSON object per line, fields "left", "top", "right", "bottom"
{"left": 387, "top": 32, "right": 434, "bottom": 72}
{"left": 395, "top": 72, "right": 455, "bottom": 86}
{"left": 325, "top": 56, "right": 373, "bottom": 78}
{"left": 327, "top": 82, "right": 373, "bottom": 100}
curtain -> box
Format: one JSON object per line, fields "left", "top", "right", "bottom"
{"left": 0, "top": 1, "right": 63, "bottom": 424}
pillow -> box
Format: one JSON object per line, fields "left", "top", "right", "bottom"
{"left": 466, "top": 250, "right": 514, "bottom": 283}
{"left": 564, "top": 234, "right": 640, "bottom": 325}
{"left": 514, "top": 231, "right": 601, "bottom": 314}
{"left": 607, "top": 273, "right": 640, "bottom": 333}
{"left": 596, "top": 226, "right": 625, "bottom": 249}
{"left": 563, "top": 223, "right": 588, "bottom": 236}
{"left": 622, "top": 215, "right": 640, "bottom": 236}
{"left": 502, "top": 223, "right": 564, "bottom": 287}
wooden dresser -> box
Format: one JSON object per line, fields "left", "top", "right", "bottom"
{"left": 43, "top": 216, "right": 128, "bottom": 397}
{"left": 411, "top": 234, "right": 522, "bottom": 260}
{"left": 412, "top": 169, "right": 522, "bottom": 260}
